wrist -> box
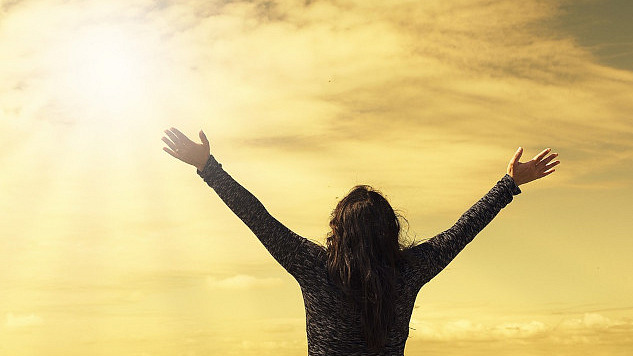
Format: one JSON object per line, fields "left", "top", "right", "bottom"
{"left": 508, "top": 173, "right": 522, "bottom": 186}
{"left": 196, "top": 156, "right": 208, "bottom": 172}
{"left": 196, "top": 154, "right": 214, "bottom": 172}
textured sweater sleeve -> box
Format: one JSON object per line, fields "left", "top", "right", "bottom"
{"left": 407, "top": 174, "right": 521, "bottom": 290}
{"left": 196, "top": 155, "right": 313, "bottom": 278}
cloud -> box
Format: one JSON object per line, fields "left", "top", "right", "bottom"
{"left": 240, "top": 339, "right": 305, "bottom": 350}
{"left": 155, "top": 0, "right": 632, "bottom": 190}
{"left": 411, "top": 317, "right": 547, "bottom": 341}
{"left": 560, "top": 312, "right": 613, "bottom": 330}
{"left": 206, "top": 274, "right": 282, "bottom": 289}
{"left": 493, "top": 320, "right": 549, "bottom": 339}
{"left": 410, "top": 313, "right": 633, "bottom": 345}
{"left": 258, "top": 317, "right": 305, "bottom": 334}
{"left": 4, "top": 312, "right": 44, "bottom": 329}
{"left": 2, "top": 0, "right": 631, "bottom": 190}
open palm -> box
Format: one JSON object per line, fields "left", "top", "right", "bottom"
{"left": 162, "top": 127, "right": 210, "bottom": 171}
{"left": 507, "top": 147, "right": 560, "bottom": 186}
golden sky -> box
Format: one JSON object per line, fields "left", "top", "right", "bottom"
{"left": 1, "top": 0, "right": 632, "bottom": 355}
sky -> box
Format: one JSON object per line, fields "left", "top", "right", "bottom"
{"left": 1, "top": 0, "right": 632, "bottom": 355}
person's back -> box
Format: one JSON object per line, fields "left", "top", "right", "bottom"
{"left": 289, "top": 241, "right": 414, "bottom": 355}
{"left": 162, "top": 127, "right": 560, "bottom": 355}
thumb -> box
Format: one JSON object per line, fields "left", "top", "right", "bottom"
{"left": 511, "top": 147, "right": 523, "bottom": 165}
{"left": 199, "top": 130, "right": 209, "bottom": 146}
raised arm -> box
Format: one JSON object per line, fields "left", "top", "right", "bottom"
{"left": 406, "top": 147, "right": 560, "bottom": 290}
{"left": 161, "top": 127, "right": 314, "bottom": 277}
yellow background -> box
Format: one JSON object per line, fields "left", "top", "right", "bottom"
{"left": 1, "top": 0, "right": 632, "bottom": 355}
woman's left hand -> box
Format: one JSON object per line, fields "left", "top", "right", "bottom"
{"left": 162, "top": 127, "right": 210, "bottom": 171}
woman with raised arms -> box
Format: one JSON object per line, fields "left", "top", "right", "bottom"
{"left": 161, "top": 127, "right": 559, "bottom": 356}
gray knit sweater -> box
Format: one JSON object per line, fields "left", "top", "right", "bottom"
{"left": 197, "top": 155, "right": 521, "bottom": 356}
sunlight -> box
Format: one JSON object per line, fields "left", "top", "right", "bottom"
{"left": 58, "top": 25, "right": 152, "bottom": 124}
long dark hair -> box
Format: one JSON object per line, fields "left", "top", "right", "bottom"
{"left": 326, "top": 185, "right": 411, "bottom": 352}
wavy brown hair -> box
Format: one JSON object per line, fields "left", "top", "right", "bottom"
{"left": 326, "top": 185, "right": 412, "bottom": 352}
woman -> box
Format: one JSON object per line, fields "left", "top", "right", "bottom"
{"left": 161, "top": 127, "right": 559, "bottom": 355}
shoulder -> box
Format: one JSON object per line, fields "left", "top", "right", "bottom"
{"left": 289, "top": 238, "right": 328, "bottom": 278}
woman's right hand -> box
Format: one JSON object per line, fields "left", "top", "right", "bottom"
{"left": 162, "top": 127, "right": 211, "bottom": 171}
{"left": 507, "top": 147, "right": 560, "bottom": 186}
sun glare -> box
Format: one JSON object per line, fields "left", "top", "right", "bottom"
{"left": 58, "top": 25, "right": 153, "bottom": 123}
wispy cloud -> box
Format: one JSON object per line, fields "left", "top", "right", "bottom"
{"left": 206, "top": 274, "right": 282, "bottom": 289}
{"left": 4, "top": 312, "right": 43, "bottom": 329}
{"left": 411, "top": 317, "right": 547, "bottom": 341}
{"left": 2, "top": 0, "right": 631, "bottom": 191}
{"left": 411, "top": 313, "right": 633, "bottom": 345}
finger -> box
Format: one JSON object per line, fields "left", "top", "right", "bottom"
{"left": 533, "top": 148, "right": 552, "bottom": 162}
{"left": 541, "top": 168, "right": 556, "bottom": 177}
{"left": 163, "top": 146, "right": 179, "bottom": 159}
{"left": 162, "top": 136, "right": 178, "bottom": 151}
{"left": 511, "top": 147, "right": 523, "bottom": 165}
{"left": 539, "top": 153, "right": 558, "bottom": 166}
{"left": 170, "top": 127, "right": 191, "bottom": 143}
{"left": 164, "top": 129, "right": 181, "bottom": 145}
{"left": 199, "top": 130, "right": 209, "bottom": 146}
{"left": 543, "top": 160, "right": 560, "bottom": 171}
